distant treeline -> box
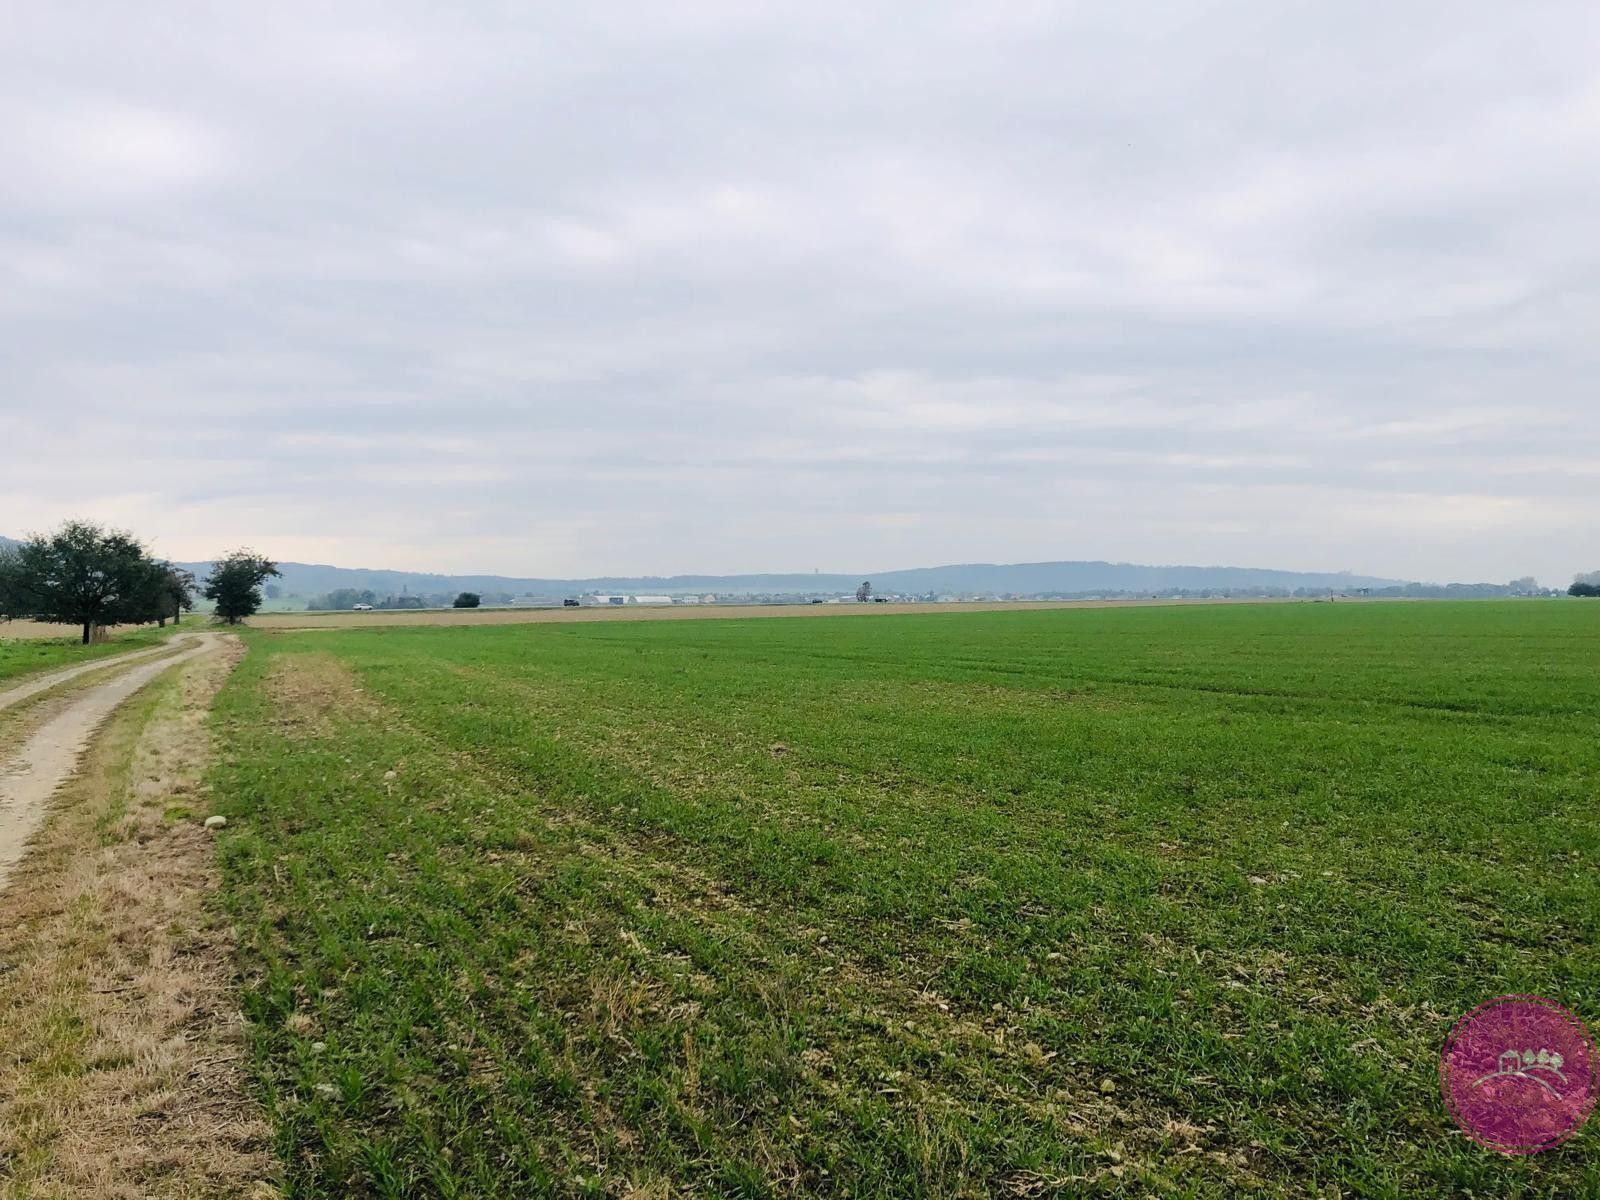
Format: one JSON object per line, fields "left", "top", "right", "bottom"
{"left": 296, "top": 578, "right": 1594, "bottom": 610}
{"left": 167, "top": 557, "right": 1408, "bottom": 602}
{"left": 841, "top": 582, "right": 1554, "bottom": 602}
{"left": 1022, "top": 582, "right": 1555, "bottom": 600}
{"left": 306, "top": 588, "right": 517, "bottom": 611}
{"left": 2, "top": 521, "right": 278, "bottom": 642}
{"left": 1113, "top": 582, "right": 1555, "bottom": 600}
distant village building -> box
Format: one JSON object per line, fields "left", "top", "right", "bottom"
{"left": 630, "top": 595, "right": 673, "bottom": 606}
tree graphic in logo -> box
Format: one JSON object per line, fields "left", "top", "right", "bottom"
{"left": 1473, "top": 1047, "right": 1568, "bottom": 1098}
{"left": 1441, "top": 995, "right": 1597, "bottom": 1153}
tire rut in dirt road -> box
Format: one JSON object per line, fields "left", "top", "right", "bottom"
{"left": 0, "top": 633, "right": 220, "bottom": 890}
{"left": 0, "top": 633, "right": 203, "bottom": 716}
{"left": 0, "top": 631, "right": 276, "bottom": 1198}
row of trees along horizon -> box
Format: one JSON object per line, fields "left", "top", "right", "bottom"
{"left": 6, "top": 522, "right": 1600, "bottom": 640}
{"left": 308, "top": 587, "right": 483, "bottom": 611}
{"left": 0, "top": 520, "right": 280, "bottom": 643}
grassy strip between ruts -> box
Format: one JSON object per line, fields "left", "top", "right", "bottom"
{"left": 209, "top": 603, "right": 1600, "bottom": 1198}
{"left": 0, "top": 625, "right": 184, "bottom": 688}
{"left": 0, "top": 651, "right": 192, "bottom": 759}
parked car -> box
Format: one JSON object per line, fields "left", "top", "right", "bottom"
{"left": 563, "top": 598, "right": 580, "bottom": 607}
{"left": 352, "top": 603, "right": 373, "bottom": 611}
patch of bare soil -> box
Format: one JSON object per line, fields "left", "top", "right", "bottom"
{"left": 0, "top": 635, "right": 279, "bottom": 1199}
{"left": 0, "top": 622, "right": 144, "bottom": 642}
{"left": 260, "top": 651, "right": 371, "bottom": 726}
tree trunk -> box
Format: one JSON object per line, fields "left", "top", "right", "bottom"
{"left": 158, "top": 616, "right": 167, "bottom": 628}
{"left": 174, "top": 608, "right": 182, "bottom": 625}
{"left": 81, "top": 621, "right": 91, "bottom": 645}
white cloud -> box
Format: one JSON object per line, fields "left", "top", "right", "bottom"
{"left": 0, "top": 98, "right": 229, "bottom": 207}
{"left": 1, "top": 1, "right": 1598, "bottom": 584}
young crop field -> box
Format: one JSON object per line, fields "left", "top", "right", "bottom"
{"left": 208, "top": 601, "right": 1600, "bottom": 1197}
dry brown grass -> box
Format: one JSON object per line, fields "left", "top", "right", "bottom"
{"left": 261, "top": 651, "right": 369, "bottom": 720}
{"left": 0, "top": 636, "right": 279, "bottom": 1199}
{"left": 0, "top": 622, "right": 154, "bottom": 642}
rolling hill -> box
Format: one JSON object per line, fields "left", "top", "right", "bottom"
{"left": 2, "top": 535, "right": 1537, "bottom": 604}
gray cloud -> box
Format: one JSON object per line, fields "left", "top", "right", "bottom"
{"left": 3, "top": 2, "right": 1598, "bottom": 583}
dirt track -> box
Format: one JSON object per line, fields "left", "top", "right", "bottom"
{"left": 0, "top": 633, "right": 220, "bottom": 889}
{"left": 0, "top": 640, "right": 186, "bottom": 713}
{"left": 0, "top": 630, "right": 274, "bottom": 1196}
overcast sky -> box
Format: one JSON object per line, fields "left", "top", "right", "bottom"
{"left": 3, "top": 3, "right": 1598, "bottom": 583}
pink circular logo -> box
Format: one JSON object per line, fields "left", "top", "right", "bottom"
{"left": 1440, "top": 994, "right": 1597, "bottom": 1154}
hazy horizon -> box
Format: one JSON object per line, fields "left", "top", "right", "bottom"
{"left": 4, "top": 4, "right": 1598, "bottom": 584}
{"left": 0, "top": 530, "right": 1496, "bottom": 591}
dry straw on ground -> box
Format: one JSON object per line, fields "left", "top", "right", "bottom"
{"left": 0, "top": 636, "right": 279, "bottom": 1199}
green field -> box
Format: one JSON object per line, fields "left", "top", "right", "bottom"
{"left": 209, "top": 602, "right": 1600, "bottom": 1197}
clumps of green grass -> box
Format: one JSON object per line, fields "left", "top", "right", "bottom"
{"left": 0, "top": 625, "right": 176, "bottom": 687}
{"left": 211, "top": 604, "right": 1600, "bottom": 1197}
